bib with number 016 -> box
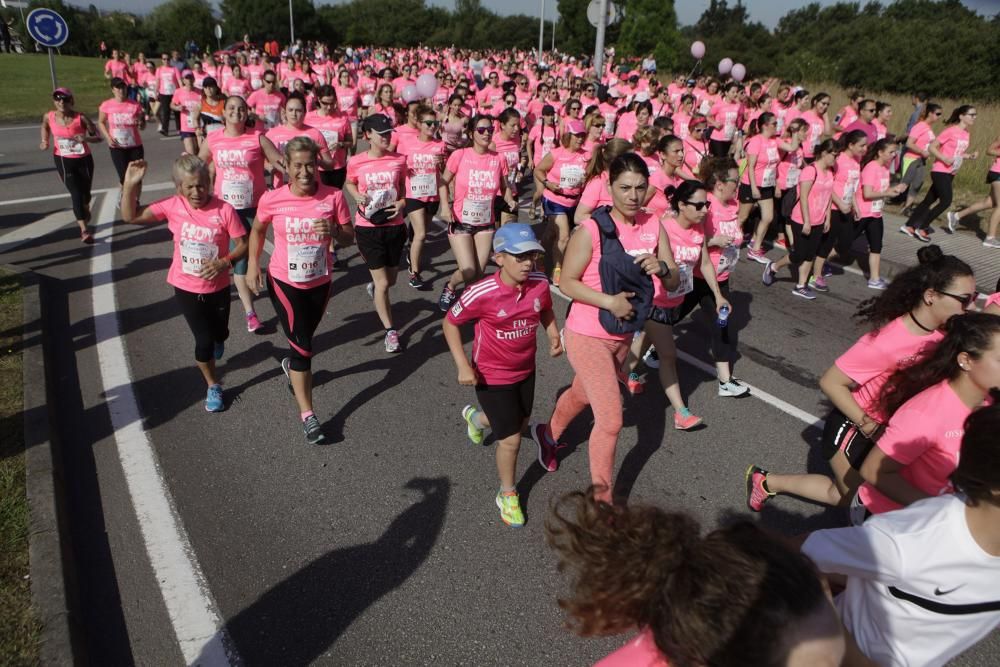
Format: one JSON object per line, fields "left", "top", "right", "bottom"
{"left": 461, "top": 198, "right": 491, "bottom": 225}
{"left": 288, "top": 244, "right": 328, "bottom": 283}
{"left": 559, "top": 165, "right": 585, "bottom": 190}
{"left": 180, "top": 239, "right": 219, "bottom": 276}
{"left": 112, "top": 129, "right": 135, "bottom": 147}
{"left": 221, "top": 178, "right": 253, "bottom": 209}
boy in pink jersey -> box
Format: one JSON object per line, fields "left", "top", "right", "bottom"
{"left": 443, "top": 224, "right": 561, "bottom": 527}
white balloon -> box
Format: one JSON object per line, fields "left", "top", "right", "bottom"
{"left": 690, "top": 41, "right": 706, "bottom": 59}
{"left": 731, "top": 63, "right": 747, "bottom": 82}
{"left": 402, "top": 84, "right": 419, "bottom": 103}
{"left": 718, "top": 58, "right": 733, "bottom": 76}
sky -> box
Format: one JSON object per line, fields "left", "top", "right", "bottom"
{"left": 80, "top": 0, "right": 997, "bottom": 30}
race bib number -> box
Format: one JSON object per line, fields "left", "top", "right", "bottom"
{"left": 180, "top": 239, "right": 218, "bottom": 276}
{"left": 319, "top": 129, "right": 339, "bottom": 150}
{"left": 187, "top": 109, "right": 200, "bottom": 128}
{"left": 785, "top": 167, "right": 801, "bottom": 188}
{"left": 161, "top": 80, "right": 176, "bottom": 95}
{"left": 409, "top": 173, "right": 436, "bottom": 198}
{"left": 112, "top": 129, "right": 135, "bottom": 148}
{"left": 559, "top": 165, "right": 585, "bottom": 190}
{"left": 699, "top": 100, "right": 711, "bottom": 115}
{"left": 361, "top": 94, "right": 375, "bottom": 107}
{"left": 263, "top": 111, "right": 279, "bottom": 129}
{"left": 668, "top": 263, "right": 694, "bottom": 298}
{"left": 288, "top": 243, "right": 328, "bottom": 283}
{"left": 843, "top": 183, "right": 857, "bottom": 201}
{"left": 221, "top": 178, "right": 253, "bottom": 209}
{"left": 364, "top": 187, "right": 397, "bottom": 218}
{"left": 460, "top": 198, "right": 491, "bottom": 225}
{"left": 761, "top": 166, "right": 776, "bottom": 188}
{"left": 952, "top": 156, "right": 963, "bottom": 172}
{"left": 718, "top": 245, "right": 739, "bottom": 273}
{"left": 56, "top": 138, "right": 85, "bottom": 156}
{"left": 871, "top": 198, "right": 884, "bottom": 214}
{"left": 723, "top": 113, "right": 738, "bottom": 140}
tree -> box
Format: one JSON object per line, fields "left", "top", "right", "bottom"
{"left": 616, "top": 0, "right": 682, "bottom": 71}
{"left": 221, "top": 0, "right": 320, "bottom": 43}
{"left": 147, "top": 0, "right": 213, "bottom": 53}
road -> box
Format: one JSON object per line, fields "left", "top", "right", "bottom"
{"left": 2, "top": 121, "right": 996, "bottom": 666}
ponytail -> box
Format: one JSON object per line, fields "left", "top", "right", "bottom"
{"left": 945, "top": 104, "right": 974, "bottom": 125}
{"left": 584, "top": 137, "right": 632, "bottom": 183}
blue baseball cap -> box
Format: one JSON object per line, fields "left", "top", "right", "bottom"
{"left": 493, "top": 223, "right": 544, "bottom": 254}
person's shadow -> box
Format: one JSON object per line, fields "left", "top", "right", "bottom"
{"left": 212, "top": 477, "right": 450, "bottom": 666}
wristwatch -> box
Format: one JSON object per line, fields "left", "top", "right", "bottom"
{"left": 658, "top": 260, "right": 670, "bottom": 277}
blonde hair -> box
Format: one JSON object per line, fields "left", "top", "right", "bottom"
{"left": 172, "top": 154, "right": 209, "bottom": 186}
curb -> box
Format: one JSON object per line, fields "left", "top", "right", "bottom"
{"left": 4, "top": 264, "right": 83, "bottom": 666}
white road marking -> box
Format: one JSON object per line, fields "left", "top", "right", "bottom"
{"left": 0, "top": 209, "right": 75, "bottom": 254}
{"left": 0, "top": 181, "right": 174, "bottom": 207}
{"left": 547, "top": 284, "right": 826, "bottom": 429}
{"left": 90, "top": 193, "right": 239, "bottom": 666}
{"left": 0, "top": 125, "right": 38, "bottom": 132}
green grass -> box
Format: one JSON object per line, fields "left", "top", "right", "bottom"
{"left": 0, "top": 270, "right": 41, "bottom": 666}
{"left": 0, "top": 53, "right": 111, "bottom": 122}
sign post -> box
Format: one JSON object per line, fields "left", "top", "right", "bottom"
{"left": 214, "top": 23, "right": 222, "bottom": 52}
{"left": 26, "top": 8, "right": 69, "bottom": 89}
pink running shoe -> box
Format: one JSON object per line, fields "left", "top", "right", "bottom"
{"left": 530, "top": 422, "right": 560, "bottom": 472}
{"left": 745, "top": 464, "right": 775, "bottom": 512}
{"left": 673, "top": 409, "right": 703, "bottom": 430}
{"left": 246, "top": 311, "right": 262, "bottom": 333}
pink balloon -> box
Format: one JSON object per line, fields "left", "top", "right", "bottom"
{"left": 402, "top": 84, "right": 419, "bottom": 103}
{"left": 731, "top": 63, "right": 746, "bottom": 82}
{"left": 718, "top": 58, "right": 733, "bottom": 76}
{"left": 690, "top": 41, "right": 705, "bottom": 59}
{"left": 415, "top": 73, "right": 438, "bottom": 100}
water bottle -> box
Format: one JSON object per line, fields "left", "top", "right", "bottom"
{"left": 716, "top": 305, "right": 731, "bottom": 328}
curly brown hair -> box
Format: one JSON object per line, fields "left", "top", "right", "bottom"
{"left": 546, "top": 491, "right": 828, "bottom": 667}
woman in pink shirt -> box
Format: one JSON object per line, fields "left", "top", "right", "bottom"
{"left": 872, "top": 101, "right": 892, "bottom": 142}
{"left": 904, "top": 105, "right": 979, "bottom": 240}
{"left": 248, "top": 137, "right": 354, "bottom": 444}
{"left": 373, "top": 84, "right": 397, "bottom": 124}
{"left": 224, "top": 64, "right": 251, "bottom": 98}
{"left": 762, "top": 139, "right": 838, "bottom": 298}
{"left": 573, "top": 138, "right": 634, "bottom": 224}
{"left": 490, "top": 108, "right": 524, "bottom": 225}
{"left": 119, "top": 155, "right": 248, "bottom": 413}
{"left": 98, "top": 77, "right": 146, "bottom": 192}
{"left": 645, "top": 134, "right": 684, "bottom": 219}
{"left": 535, "top": 119, "right": 588, "bottom": 285}
{"left": 581, "top": 111, "right": 605, "bottom": 161}
{"left": 304, "top": 85, "right": 353, "bottom": 189}
{"left": 856, "top": 312, "right": 1000, "bottom": 522}
{"left": 170, "top": 73, "right": 204, "bottom": 156}
{"left": 854, "top": 139, "right": 908, "bottom": 289}
{"left": 800, "top": 93, "right": 832, "bottom": 162}
{"left": 748, "top": 245, "right": 976, "bottom": 512}
{"left": 672, "top": 94, "right": 694, "bottom": 142}
{"left": 708, "top": 81, "right": 743, "bottom": 157}
{"left": 262, "top": 93, "right": 334, "bottom": 189}
{"left": 947, "top": 133, "right": 1000, "bottom": 248}
{"left": 680, "top": 115, "right": 710, "bottom": 179}
{"left": 536, "top": 155, "right": 678, "bottom": 502}
{"left": 832, "top": 90, "right": 864, "bottom": 135}
{"left": 548, "top": 491, "right": 847, "bottom": 667}
{"left": 900, "top": 103, "right": 943, "bottom": 213}
{"left": 741, "top": 112, "right": 797, "bottom": 261}
{"left": 812, "top": 130, "right": 867, "bottom": 291}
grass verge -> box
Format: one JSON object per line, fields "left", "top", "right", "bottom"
{"left": 0, "top": 53, "right": 110, "bottom": 123}
{"left": 0, "top": 269, "right": 41, "bottom": 666}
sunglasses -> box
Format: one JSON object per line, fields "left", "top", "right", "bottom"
{"left": 938, "top": 290, "right": 978, "bottom": 308}
{"left": 692, "top": 127, "right": 707, "bottom": 133}
{"left": 506, "top": 251, "right": 542, "bottom": 263}
{"left": 422, "top": 120, "right": 440, "bottom": 127}
{"left": 592, "top": 123, "right": 606, "bottom": 128}
{"left": 319, "top": 99, "right": 336, "bottom": 106}
{"left": 474, "top": 126, "right": 494, "bottom": 135}
{"left": 263, "top": 79, "right": 276, "bottom": 84}
{"left": 53, "top": 94, "right": 72, "bottom": 102}
{"left": 684, "top": 201, "right": 711, "bottom": 211}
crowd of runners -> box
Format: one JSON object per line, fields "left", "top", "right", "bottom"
{"left": 34, "top": 40, "right": 1000, "bottom": 666}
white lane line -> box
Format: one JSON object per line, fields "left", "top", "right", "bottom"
{"left": 0, "top": 181, "right": 174, "bottom": 207}
{"left": 547, "top": 284, "right": 826, "bottom": 429}
{"left": 90, "top": 193, "right": 238, "bottom": 666}
{"left": 0, "top": 209, "right": 76, "bottom": 254}
{"left": 0, "top": 125, "right": 38, "bottom": 132}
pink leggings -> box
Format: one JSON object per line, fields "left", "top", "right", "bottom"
{"left": 549, "top": 329, "right": 629, "bottom": 499}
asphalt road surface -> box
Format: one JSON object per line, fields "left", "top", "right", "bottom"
{"left": 1, "top": 121, "right": 996, "bottom": 666}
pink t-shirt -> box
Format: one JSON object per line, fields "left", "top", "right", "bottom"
{"left": 859, "top": 379, "right": 986, "bottom": 515}
{"left": 906, "top": 120, "right": 935, "bottom": 156}
{"left": 741, "top": 134, "right": 781, "bottom": 188}
{"left": 156, "top": 66, "right": 180, "bottom": 96}
{"left": 445, "top": 147, "right": 508, "bottom": 226}
{"left": 205, "top": 130, "right": 267, "bottom": 210}
{"left": 699, "top": 192, "right": 740, "bottom": 282}
{"left": 246, "top": 90, "right": 286, "bottom": 130}
{"left": 304, "top": 111, "right": 352, "bottom": 169}
{"left": 596, "top": 629, "right": 668, "bottom": 667}
{"left": 833, "top": 153, "right": 861, "bottom": 213}
{"left": 171, "top": 89, "right": 203, "bottom": 134}
{"left": 333, "top": 85, "right": 360, "bottom": 118}
{"left": 790, "top": 164, "right": 834, "bottom": 226}
{"left": 254, "top": 184, "right": 350, "bottom": 289}
{"left": 225, "top": 78, "right": 251, "bottom": 98}
{"left": 682, "top": 137, "right": 708, "bottom": 177}
{"left": 709, "top": 100, "right": 743, "bottom": 142}
{"left": 99, "top": 99, "right": 144, "bottom": 148}
{"left": 396, "top": 134, "right": 446, "bottom": 202}
{"left": 565, "top": 213, "right": 661, "bottom": 341}
{"left": 579, "top": 173, "right": 612, "bottom": 212}
{"left": 647, "top": 170, "right": 682, "bottom": 219}
{"left": 639, "top": 152, "right": 660, "bottom": 179}
{"left": 148, "top": 195, "right": 245, "bottom": 294}
{"left": 672, "top": 111, "right": 691, "bottom": 141}
{"left": 800, "top": 109, "right": 826, "bottom": 158}
{"left": 492, "top": 134, "right": 522, "bottom": 192}
{"left": 346, "top": 150, "right": 407, "bottom": 227}
{"left": 836, "top": 104, "right": 858, "bottom": 130}
{"left": 529, "top": 123, "right": 559, "bottom": 164}
{"left": 615, "top": 111, "right": 638, "bottom": 141}
{"left": 855, "top": 161, "right": 891, "bottom": 219}
{"left": 931, "top": 126, "right": 970, "bottom": 175}
{"left": 543, "top": 147, "right": 587, "bottom": 207}
{"left": 446, "top": 271, "right": 553, "bottom": 385}
{"left": 105, "top": 59, "right": 128, "bottom": 80}
{"left": 659, "top": 215, "right": 704, "bottom": 308}
{"left": 47, "top": 112, "right": 90, "bottom": 158}
{"left": 778, "top": 145, "right": 804, "bottom": 190}
{"left": 834, "top": 316, "right": 942, "bottom": 417}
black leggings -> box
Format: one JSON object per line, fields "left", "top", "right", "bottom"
{"left": 174, "top": 287, "right": 231, "bottom": 363}
{"left": 789, "top": 222, "right": 824, "bottom": 264}
{"left": 709, "top": 139, "right": 732, "bottom": 157}
{"left": 157, "top": 94, "right": 179, "bottom": 133}
{"left": 53, "top": 154, "right": 94, "bottom": 221}
{"left": 818, "top": 209, "right": 853, "bottom": 259}
{"left": 907, "top": 171, "right": 953, "bottom": 231}
{"left": 673, "top": 278, "right": 733, "bottom": 362}
{"left": 109, "top": 146, "right": 145, "bottom": 184}
{"left": 854, "top": 216, "right": 884, "bottom": 254}
{"left": 267, "top": 273, "right": 330, "bottom": 372}
{"left": 320, "top": 168, "right": 347, "bottom": 189}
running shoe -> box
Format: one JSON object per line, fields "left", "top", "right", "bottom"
{"left": 773, "top": 237, "right": 788, "bottom": 250}
{"left": 900, "top": 204, "right": 914, "bottom": 217}
{"left": 408, "top": 272, "right": 425, "bottom": 289}
{"left": 946, "top": 211, "right": 959, "bottom": 233}
{"left": 643, "top": 346, "right": 660, "bottom": 369}
{"left": 213, "top": 341, "right": 225, "bottom": 360}
{"left": 746, "top": 247, "right": 769, "bottom": 264}
{"left": 303, "top": 415, "right": 325, "bottom": 445}
{"left": 983, "top": 237, "right": 1000, "bottom": 249}
{"left": 384, "top": 329, "right": 401, "bottom": 353}
{"left": 625, "top": 371, "right": 645, "bottom": 396}
{"left": 791, "top": 285, "right": 817, "bottom": 300}
{"left": 745, "top": 464, "right": 774, "bottom": 512}
{"left": 867, "top": 278, "right": 888, "bottom": 290}
{"left": 915, "top": 229, "right": 931, "bottom": 243}
{"left": 529, "top": 422, "right": 560, "bottom": 472}
{"left": 718, "top": 379, "right": 750, "bottom": 397}
{"left": 761, "top": 260, "right": 776, "bottom": 286}
{"left": 552, "top": 265, "right": 561, "bottom": 287}
{"left": 821, "top": 263, "right": 834, "bottom": 278}
{"left": 366, "top": 282, "right": 375, "bottom": 300}
{"left": 495, "top": 490, "right": 525, "bottom": 527}
{"left": 808, "top": 276, "right": 829, "bottom": 293}
{"left": 674, "top": 408, "right": 703, "bottom": 430}
{"left": 898, "top": 225, "right": 916, "bottom": 238}
{"left": 461, "top": 405, "right": 485, "bottom": 445}
{"left": 205, "top": 384, "right": 224, "bottom": 412}
{"left": 438, "top": 285, "right": 457, "bottom": 312}
{"left": 246, "top": 311, "right": 262, "bottom": 333}
{"left": 280, "top": 356, "right": 293, "bottom": 393}
{"left": 80, "top": 229, "right": 95, "bottom": 244}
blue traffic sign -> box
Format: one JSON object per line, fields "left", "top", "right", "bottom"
{"left": 27, "top": 8, "right": 69, "bottom": 49}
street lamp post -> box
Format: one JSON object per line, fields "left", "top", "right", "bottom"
{"left": 288, "top": 0, "right": 295, "bottom": 45}
{"left": 537, "top": 0, "right": 544, "bottom": 65}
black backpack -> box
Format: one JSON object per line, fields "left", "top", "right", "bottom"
{"left": 591, "top": 206, "right": 654, "bottom": 335}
